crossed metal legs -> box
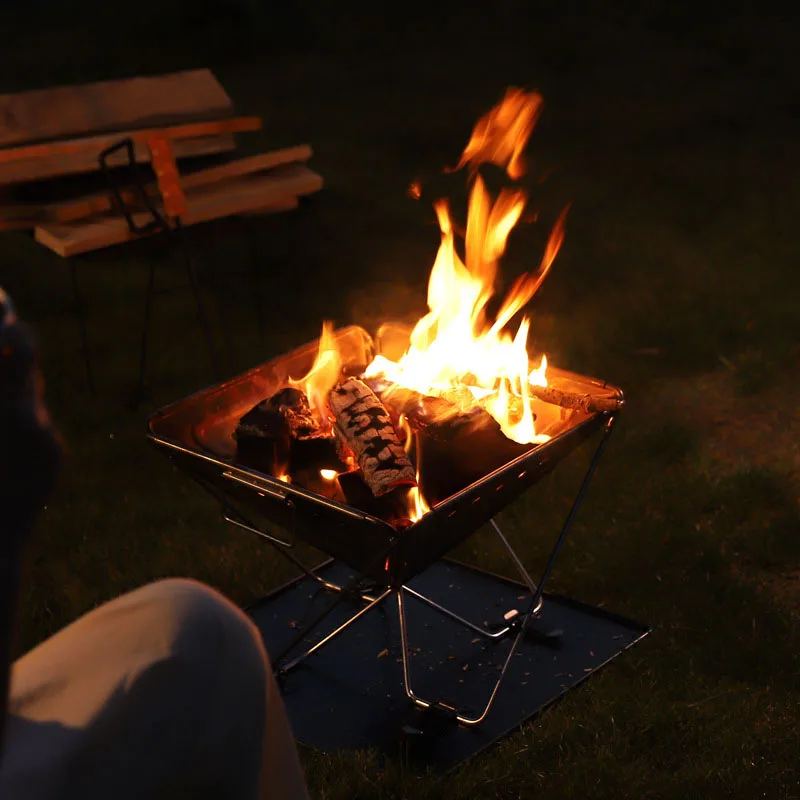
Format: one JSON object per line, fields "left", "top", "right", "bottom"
{"left": 242, "top": 416, "right": 617, "bottom": 727}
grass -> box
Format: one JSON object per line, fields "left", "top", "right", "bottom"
{"left": 1, "top": 2, "right": 798, "bottom": 797}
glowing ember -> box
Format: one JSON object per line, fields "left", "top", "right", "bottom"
{"left": 319, "top": 468, "right": 338, "bottom": 481}
{"left": 363, "top": 87, "right": 568, "bottom": 445}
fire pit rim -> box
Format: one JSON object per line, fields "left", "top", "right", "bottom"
{"left": 146, "top": 323, "right": 624, "bottom": 526}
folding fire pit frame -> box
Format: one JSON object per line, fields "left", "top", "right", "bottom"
{"left": 148, "top": 325, "right": 629, "bottom": 728}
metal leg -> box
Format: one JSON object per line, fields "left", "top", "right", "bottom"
{"left": 271, "top": 539, "right": 400, "bottom": 673}
{"left": 398, "top": 512, "right": 542, "bottom": 640}
{"left": 135, "top": 260, "right": 158, "bottom": 405}
{"left": 69, "top": 260, "right": 94, "bottom": 394}
{"left": 489, "top": 518, "right": 539, "bottom": 596}
{"left": 400, "top": 585, "right": 511, "bottom": 639}
{"left": 397, "top": 418, "right": 618, "bottom": 726}
{"left": 529, "top": 414, "right": 617, "bottom": 609}
{"left": 398, "top": 588, "right": 530, "bottom": 727}
{"left": 175, "top": 219, "right": 221, "bottom": 380}
{"left": 219, "top": 418, "right": 617, "bottom": 725}
{"left": 218, "top": 509, "right": 400, "bottom": 679}
{"left": 192, "top": 477, "right": 380, "bottom": 604}
{"left": 278, "top": 588, "right": 392, "bottom": 674}
{"left": 222, "top": 509, "right": 368, "bottom": 597}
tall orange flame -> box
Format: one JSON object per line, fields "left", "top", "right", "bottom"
{"left": 298, "top": 88, "right": 566, "bottom": 456}
{"left": 364, "top": 88, "right": 567, "bottom": 445}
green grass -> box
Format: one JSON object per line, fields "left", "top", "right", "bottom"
{"left": 2, "top": 3, "right": 799, "bottom": 798}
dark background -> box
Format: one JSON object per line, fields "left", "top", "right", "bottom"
{"left": 1, "top": 2, "right": 798, "bottom": 798}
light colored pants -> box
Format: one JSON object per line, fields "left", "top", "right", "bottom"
{"left": 0, "top": 579, "right": 310, "bottom": 800}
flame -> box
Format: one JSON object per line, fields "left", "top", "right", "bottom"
{"left": 289, "top": 321, "right": 342, "bottom": 429}
{"left": 452, "top": 87, "right": 543, "bottom": 180}
{"left": 407, "top": 486, "right": 430, "bottom": 522}
{"left": 364, "top": 89, "right": 567, "bottom": 445}
{"left": 319, "top": 468, "right": 338, "bottom": 481}
{"left": 398, "top": 413, "right": 430, "bottom": 522}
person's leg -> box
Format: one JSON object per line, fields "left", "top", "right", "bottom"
{"left": 0, "top": 578, "right": 309, "bottom": 800}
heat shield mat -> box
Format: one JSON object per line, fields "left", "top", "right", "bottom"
{"left": 248, "top": 559, "right": 649, "bottom": 769}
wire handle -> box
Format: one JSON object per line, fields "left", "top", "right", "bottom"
{"left": 97, "top": 138, "right": 166, "bottom": 235}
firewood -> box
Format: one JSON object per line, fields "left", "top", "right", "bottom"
{"left": 365, "top": 377, "right": 494, "bottom": 437}
{"left": 44, "top": 145, "right": 313, "bottom": 224}
{"left": 328, "top": 378, "right": 416, "bottom": 497}
{"left": 337, "top": 470, "right": 414, "bottom": 530}
{"left": 234, "top": 387, "right": 340, "bottom": 476}
{"left": 0, "top": 134, "right": 236, "bottom": 186}
{"left": 415, "top": 413, "right": 529, "bottom": 506}
{"left": 530, "top": 385, "right": 623, "bottom": 414}
{"left": 364, "top": 378, "right": 460, "bottom": 428}
{"left": 0, "top": 116, "right": 261, "bottom": 166}
{"left": 0, "top": 69, "right": 234, "bottom": 150}
{"left": 34, "top": 165, "right": 320, "bottom": 258}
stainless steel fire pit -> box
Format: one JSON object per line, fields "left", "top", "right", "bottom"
{"left": 148, "top": 324, "right": 626, "bottom": 727}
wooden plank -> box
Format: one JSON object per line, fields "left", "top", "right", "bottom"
{"left": 0, "top": 218, "right": 41, "bottom": 232}
{"left": 0, "top": 203, "right": 47, "bottom": 228}
{"left": 44, "top": 145, "right": 313, "bottom": 223}
{"left": 34, "top": 165, "right": 322, "bottom": 257}
{"left": 178, "top": 166, "right": 321, "bottom": 222}
{"left": 180, "top": 145, "right": 313, "bottom": 191}
{"left": 0, "top": 134, "right": 237, "bottom": 186}
{"left": 0, "top": 116, "right": 261, "bottom": 166}
{"left": 0, "top": 69, "right": 234, "bottom": 150}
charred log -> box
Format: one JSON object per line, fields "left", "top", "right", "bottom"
{"left": 234, "top": 386, "right": 341, "bottom": 476}
{"left": 365, "top": 377, "right": 498, "bottom": 438}
{"left": 415, "top": 416, "right": 531, "bottom": 505}
{"left": 365, "top": 378, "right": 470, "bottom": 426}
{"left": 329, "top": 378, "right": 416, "bottom": 497}
{"left": 337, "top": 470, "right": 413, "bottom": 530}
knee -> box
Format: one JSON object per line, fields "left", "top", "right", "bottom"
{"left": 133, "top": 578, "right": 270, "bottom": 680}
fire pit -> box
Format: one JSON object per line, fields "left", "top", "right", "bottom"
{"left": 148, "top": 88, "right": 648, "bottom": 758}
{"left": 149, "top": 321, "right": 621, "bottom": 580}
{"left": 149, "top": 322, "right": 626, "bottom": 721}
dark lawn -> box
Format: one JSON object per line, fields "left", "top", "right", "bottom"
{"left": 1, "top": 2, "right": 798, "bottom": 798}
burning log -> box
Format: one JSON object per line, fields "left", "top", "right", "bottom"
{"left": 362, "top": 378, "right": 517, "bottom": 505}
{"left": 364, "top": 379, "right": 459, "bottom": 428}
{"left": 336, "top": 470, "right": 414, "bottom": 530}
{"left": 530, "top": 385, "right": 623, "bottom": 414}
{"left": 234, "top": 387, "right": 341, "bottom": 476}
{"left": 328, "top": 378, "right": 416, "bottom": 497}
{"left": 365, "top": 378, "right": 503, "bottom": 441}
